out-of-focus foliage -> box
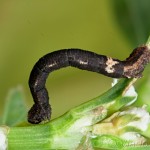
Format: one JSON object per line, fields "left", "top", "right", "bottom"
{"left": 0, "top": 87, "right": 27, "bottom": 126}
{"left": 136, "top": 69, "right": 150, "bottom": 111}
{"left": 111, "top": 0, "right": 150, "bottom": 46}
{"left": 0, "top": 0, "right": 131, "bottom": 118}
{"left": 110, "top": 0, "right": 150, "bottom": 110}
{"left": 0, "top": 1, "right": 150, "bottom": 148}
{"left": 0, "top": 0, "right": 150, "bottom": 119}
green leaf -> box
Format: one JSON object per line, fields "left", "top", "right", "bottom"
{"left": 1, "top": 86, "right": 27, "bottom": 126}
{"left": 111, "top": 0, "right": 150, "bottom": 46}
{"left": 136, "top": 72, "right": 150, "bottom": 111}
{"left": 91, "top": 135, "right": 126, "bottom": 149}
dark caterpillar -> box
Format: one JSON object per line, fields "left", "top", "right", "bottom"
{"left": 28, "top": 46, "right": 150, "bottom": 124}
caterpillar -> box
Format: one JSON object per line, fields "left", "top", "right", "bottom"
{"left": 28, "top": 46, "right": 150, "bottom": 124}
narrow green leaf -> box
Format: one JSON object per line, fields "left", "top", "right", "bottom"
{"left": 146, "top": 35, "right": 150, "bottom": 46}
{"left": 136, "top": 74, "right": 150, "bottom": 111}
{"left": 1, "top": 86, "right": 27, "bottom": 126}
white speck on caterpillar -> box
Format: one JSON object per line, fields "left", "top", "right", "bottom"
{"left": 105, "top": 57, "right": 119, "bottom": 73}
{"left": 79, "top": 60, "right": 88, "bottom": 65}
{"left": 48, "top": 62, "right": 57, "bottom": 67}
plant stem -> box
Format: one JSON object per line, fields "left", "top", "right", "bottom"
{"left": 7, "top": 79, "right": 136, "bottom": 150}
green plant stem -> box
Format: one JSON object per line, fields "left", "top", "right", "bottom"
{"left": 8, "top": 124, "right": 51, "bottom": 150}
{"left": 7, "top": 79, "right": 136, "bottom": 150}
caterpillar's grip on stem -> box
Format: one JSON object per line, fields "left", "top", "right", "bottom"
{"left": 28, "top": 46, "right": 150, "bottom": 124}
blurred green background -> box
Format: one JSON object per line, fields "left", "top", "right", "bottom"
{"left": 0, "top": 0, "right": 149, "bottom": 119}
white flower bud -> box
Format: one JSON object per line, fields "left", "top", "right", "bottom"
{"left": 119, "top": 107, "right": 150, "bottom": 131}
{"left": 121, "top": 132, "right": 146, "bottom": 145}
